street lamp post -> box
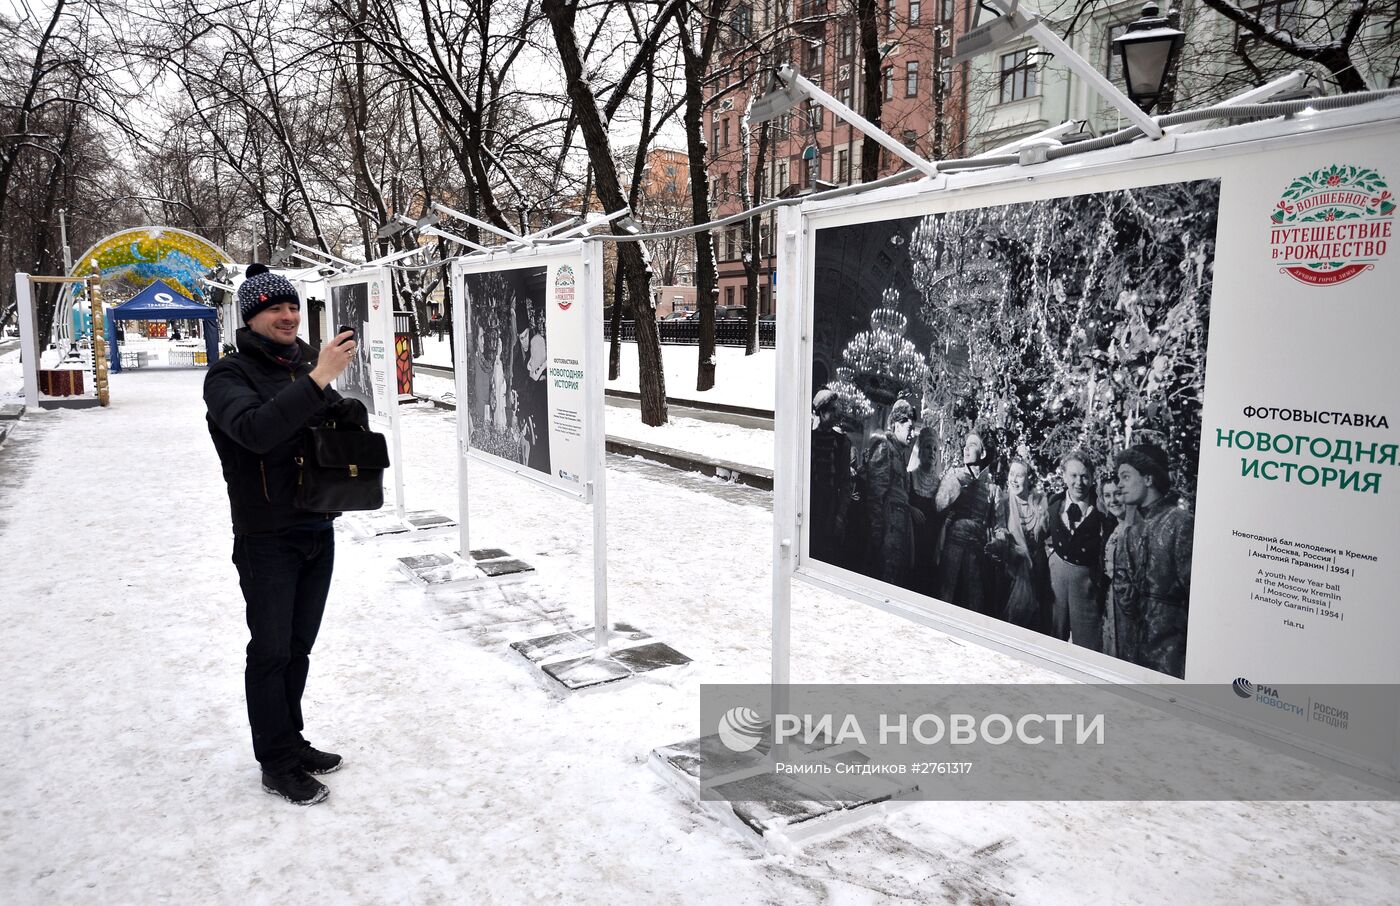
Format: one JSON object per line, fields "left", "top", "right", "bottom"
{"left": 1112, "top": 3, "right": 1186, "bottom": 114}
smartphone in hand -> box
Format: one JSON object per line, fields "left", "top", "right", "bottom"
{"left": 337, "top": 324, "right": 355, "bottom": 345}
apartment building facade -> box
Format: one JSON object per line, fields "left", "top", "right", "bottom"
{"left": 707, "top": 0, "right": 973, "bottom": 316}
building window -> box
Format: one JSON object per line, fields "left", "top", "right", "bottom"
{"left": 906, "top": 60, "right": 919, "bottom": 96}
{"left": 776, "top": 159, "right": 788, "bottom": 190}
{"left": 841, "top": 23, "right": 854, "bottom": 58}
{"left": 837, "top": 147, "right": 849, "bottom": 182}
{"left": 725, "top": 286, "right": 735, "bottom": 307}
{"left": 839, "top": 84, "right": 853, "bottom": 109}
{"left": 902, "top": 129, "right": 919, "bottom": 150}
{"left": 910, "top": 0, "right": 921, "bottom": 22}
{"left": 999, "top": 49, "right": 1037, "bottom": 103}
{"left": 886, "top": 0, "right": 896, "bottom": 31}
{"left": 1105, "top": 21, "right": 1131, "bottom": 83}
{"left": 808, "top": 99, "right": 824, "bottom": 129}
{"left": 722, "top": 116, "right": 730, "bottom": 147}
{"left": 806, "top": 38, "right": 824, "bottom": 71}
{"left": 760, "top": 223, "right": 772, "bottom": 256}
{"left": 711, "top": 118, "right": 720, "bottom": 154}
{"left": 732, "top": 2, "right": 752, "bottom": 37}
{"left": 883, "top": 65, "right": 894, "bottom": 100}
{"left": 941, "top": 0, "right": 954, "bottom": 22}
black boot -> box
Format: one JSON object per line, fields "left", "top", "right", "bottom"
{"left": 298, "top": 744, "right": 344, "bottom": 775}
{"left": 262, "top": 768, "right": 329, "bottom": 805}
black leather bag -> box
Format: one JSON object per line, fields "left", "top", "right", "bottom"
{"left": 294, "top": 424, "right": 390, "bottom": 512}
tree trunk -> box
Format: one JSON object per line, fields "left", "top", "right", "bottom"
{"left": 857, "top": 0, "right": 884, "bottom": 181}
{"left": 742, "top": 122, "right": 769, "bottom": 356}
{"left": 543, "top": 0, "right": 667, "bottom": 425}
{"left": 609, "top": 270, "right": 624, "bottom": 380}
{"left": 678, "top": 11, "right": 718, "bottom": 391}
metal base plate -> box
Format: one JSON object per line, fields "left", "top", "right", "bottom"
{"left": 510, "top": 623, "right": 690, "bottom": 690}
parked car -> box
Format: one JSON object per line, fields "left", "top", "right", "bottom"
{"left": 660, "top": 310, "right": 693, "bottom": 321}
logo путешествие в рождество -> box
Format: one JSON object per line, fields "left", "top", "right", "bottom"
{"left": 555, "top": 264, "right": 576, "bottom": 311}
{"left": 1270, "top": 165, "right": 1394, "bottom": 287}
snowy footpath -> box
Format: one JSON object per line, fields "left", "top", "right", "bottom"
{"left": 2, "top": 367, "right": 1398, "bottom": 904}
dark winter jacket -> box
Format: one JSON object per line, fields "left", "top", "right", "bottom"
{"left": 204, "top": 327, "right": 344, "bottom": 535}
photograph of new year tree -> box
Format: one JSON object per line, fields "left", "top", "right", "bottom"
{"left": 808, "top": 180, "right": 1220, "bottom": 679}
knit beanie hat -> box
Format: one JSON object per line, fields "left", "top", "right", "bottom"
{"left": 238, "top": 263, "right": 300, "bottom": 323}
{"left": 1116, "top": 442, "right": 1171, "bottom": 493}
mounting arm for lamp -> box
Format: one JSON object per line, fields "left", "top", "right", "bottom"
{"left": 751, "top": 65, "right": 941, "bottom": 178}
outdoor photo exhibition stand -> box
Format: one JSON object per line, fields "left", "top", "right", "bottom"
{"left": 653, "top": 98, "right": 1400, "bottom": 842}
{"left": 409, "top": 238, "right": 689, "bottom": 690}
{"left": 325, "top": 266, "right": 452, "bottom": 538}
{"left": 13, "top": 271, "right": 107, "bottom": 410}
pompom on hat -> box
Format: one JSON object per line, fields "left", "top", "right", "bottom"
{"left": 237, "top": 263, "right": 300, "bottom": 323}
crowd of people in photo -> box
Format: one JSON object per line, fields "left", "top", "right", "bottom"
{"left": 809, "top": 389, "right": 1194, "bottom": 679}
{"left": 466, "top": 282, "right": 549, "bottom": 473}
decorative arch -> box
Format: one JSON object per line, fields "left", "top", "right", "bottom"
{"left": 66, "top": 226, "right": 234, "bottom": 304}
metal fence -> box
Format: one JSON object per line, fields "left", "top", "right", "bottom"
{"left": 604, "top": 319, "right": 776, "bottom": 348}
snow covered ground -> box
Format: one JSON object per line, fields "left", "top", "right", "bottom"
{"left": 410, "top": 370, "right": 774, "bottom": 471}
{"left": 0, "top": 345, "right": 21, "bottom": 405}
{"left": 416, "top": 335, "right": 777, "bottom": 411}
{"left": 2, "top": 367, "right": 1399, "bottom": 904}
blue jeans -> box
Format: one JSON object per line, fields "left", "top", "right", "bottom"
{"left": 232, "top": 523, "right": 335, "bottom": 772}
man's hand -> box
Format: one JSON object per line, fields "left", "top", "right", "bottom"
{"left": 311, "top": 331, "right": 356, "bottom": 388}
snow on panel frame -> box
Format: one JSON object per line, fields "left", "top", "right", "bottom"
{"left": 805, "top": 179, "right": 1220, "bottom": 682}
{"left": 328, "top": 268, "right": 394, "bottom": 420}
{"left": 458, "top": 251, "right": 591, "bottom": 498}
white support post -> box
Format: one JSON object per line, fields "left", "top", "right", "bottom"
{"left": 781, "top": 67, "right": 942, "bottom": 179}
{"left": 15, "top": 273, "right": 38, "bottom": 408}
{"left": 390, "top": 404, "right": 407, "bottom": 519}
{"left": 432, "top": 202, "right": 527, "bottom": 245}
{"left": 451, "top": 263, "right": 472, "bottom": 560}
{"left": 290, "top": 240, "right": 359, "bottom": 270}
{"left": 976, "top": 120, "right": 1082, "bottom": 157}
{"left": 422, "top": 225, "right": 491, "bottom": 254}
{"left": 584, "top": 241, "right": 610, "bottom": 652}
{"left": 533, "top": 208, "right": 635, "bottom": 244}
{"left": 362, "top": 246, "right": 425, "bottom": 268}
{"left": 771, "top": 206, "right": 805, "bottom": 744}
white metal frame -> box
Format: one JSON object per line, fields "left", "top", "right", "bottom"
{"left": 770, "top": 101, "right": 1400, "bottom": 786}
{"left": 449, "top": 241, "right": 611, "bottom": 648}
{"left": 326, "top": 267, "right": 406, "bottom": 518}
{"left": 14, "top": 274, "right": 39, "bottom": 408}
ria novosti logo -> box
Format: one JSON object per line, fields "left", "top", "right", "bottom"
{"left": 1269, "top": 164, "right": 1394, "bottom": 287}
{"left": 717, "top": 706, "right": 766, "bottom": 753}
{"left": 1232, "top": 677, "right": 1255, "bottom": 699}
{"left": 555, "top": 264, "right": 576, "bottom": 311}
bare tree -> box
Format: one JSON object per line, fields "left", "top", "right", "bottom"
{"left": 543, "top": 0, "right": 669, "bottom": 425}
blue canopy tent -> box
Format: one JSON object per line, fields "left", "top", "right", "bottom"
{"left": 106, "top": 280, "right": 220, "bottom": 373}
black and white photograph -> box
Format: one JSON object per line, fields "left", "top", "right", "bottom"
{"left": 330, "top": 279, "right": 372, "bottom": 409}
{"left": 463, "top": 265, "right": 550, "bottom": 475}
{"left": 808, "top": 180, "right": 1220, "bottom": 679}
